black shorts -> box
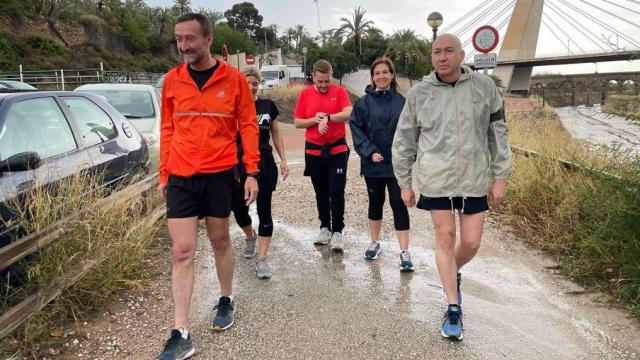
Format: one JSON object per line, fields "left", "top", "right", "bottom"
{"left": 166, "top": 170, "right": 237, "bottom": 219}
{"left": 416, "top": 195, "right": 489, "bottom": 214}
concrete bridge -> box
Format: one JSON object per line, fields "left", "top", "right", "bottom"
{"left": 529, "top": 72, "right": 640, "bottom": 107}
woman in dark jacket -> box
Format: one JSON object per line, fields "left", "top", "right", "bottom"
{"left": 349, "top": 57, "right": 413, "bottom": 272}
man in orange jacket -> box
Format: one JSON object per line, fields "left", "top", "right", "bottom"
{"left": 156, "top": 13, "right": 260, "bottom": 360}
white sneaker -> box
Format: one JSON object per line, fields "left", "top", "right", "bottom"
{"left": 313, "top": 227, "right": 332, "bottom": 245}
{"left": 330, "top": 232, "right": 344, "bottom": 252}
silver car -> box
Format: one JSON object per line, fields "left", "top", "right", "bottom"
{"left": 75, "top": 83, "right": 160, "bottom": 171}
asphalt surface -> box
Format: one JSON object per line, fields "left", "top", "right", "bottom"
{"left": 178, "top": 128, "right": 640, "bottom": 359}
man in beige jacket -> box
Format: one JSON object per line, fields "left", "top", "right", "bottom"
{"left": 392, "top": 33, "right": 512, "bottom": 341}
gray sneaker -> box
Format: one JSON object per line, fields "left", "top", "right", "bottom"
{"left": 243, "top": 233, "right": 257, "bottom": 258}
{"left": 256, "top": 258, "right": 272, "bottom": 279}
{"left": 330, "top": 232, "right": 344, "bottom": 252}
{"left": 158, "top": 329, "right": 195, "bottom": 360}
{"left": 313, "top": 227, "right": 332, "bottom": 245}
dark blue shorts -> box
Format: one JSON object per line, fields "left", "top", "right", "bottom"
{"left": 416, "top": 195, "right": 489, "bottom": 214}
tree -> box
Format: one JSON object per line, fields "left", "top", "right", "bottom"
{"left": 293, "top": 24, "right": 309, "bottom": 52}
{"left": 306, "top": 46, "right": 358, "bottom": 82}
{"left": 211, "top": 24, "right": 257, "bottom": 56}
{"left": 255, "top": 24, "right": 278, "bottom": 53}
{"left": 223, "top": 2, "right": 263, "bottom": 41}
{"left": 337, "top": 6, "right": 378, "bottom": 60}
{"left": 172, "top": 0, "right": 191, "bottom": 15}
{"left": 343, "top": 30, "right": 387, "bottom": 67}
{"left": 316, "top": 28, "right": 342, "bottom": 48}
{"left": 386, "top": 29, "right": 431, "bottom": 78}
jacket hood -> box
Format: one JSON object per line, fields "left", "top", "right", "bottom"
{"left": 364, "top": 84, "right": 399, "bottom": 97}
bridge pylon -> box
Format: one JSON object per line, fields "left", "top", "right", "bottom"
{"left": 492, "top": 0, "right": 544, "bottom": 94}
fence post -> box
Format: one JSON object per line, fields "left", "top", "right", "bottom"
{"left": 100, "top": 62, "right": 104, "bottom": 82}
{"left": 19, "top": 64, "right": 23, "bottom": 82}
{"left": 61, "top": 69, "right": 65, "bottom": 91}
{"left": 55, "top": 70, "right": 59, "bottom": 90}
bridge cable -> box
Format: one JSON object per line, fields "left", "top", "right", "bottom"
{"left": 602, "top": 0, "right": 640, "bottom": 16}
{"left": 440, "top": 0, "right": 496, "bottom": 34}
{"left": 545, "top": 1, "right": 610, "bottom": 52}
{"left": 547, "top": 0, "right": 617, "bottom": 51}
{"left": 556, "top": 0, "right": 640, "bottom": 48}
{"left": 577, "top": 0, "right": 640, "bottom": 30}
{"left": 460, "top": 0, "right": 515, "bottom": 49}
{"left": 452, "top": 0, "right": 511, "bottom": 40}
{"left": 542, "top": 11, "right": 585, "bottom": 53}
{"left": 540, "top": 17, "right": 574, "bottom": 54}
{"left": 623, "top": 0, "right": 640, "bottom": 5}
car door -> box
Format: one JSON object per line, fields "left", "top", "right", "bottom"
{"left": 59, "top": 95, "right": 129, "bottom": 187}
{"left": 0, "top": 95, "right": 90, "bottom": 246}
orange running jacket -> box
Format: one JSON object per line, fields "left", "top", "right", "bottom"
{"left": 159, "top": 60, "right": 259, "bottom": 184}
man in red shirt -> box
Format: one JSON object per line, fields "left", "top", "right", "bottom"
{"left": 294, "top": 59, "right": 353, "bottom": 251}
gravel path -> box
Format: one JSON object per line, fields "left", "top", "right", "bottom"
{"left": 46, "top": 123, "right": 640, "bottom": 360}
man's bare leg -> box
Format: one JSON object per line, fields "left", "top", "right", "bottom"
{"left": 205, "top": 217, "right": 234, "bottom": 296}
{"left": 431, "top": 210, "right": 458, "bottom": 305}
{"left": 168, "top": 217, "right": 199, "bottom": 330}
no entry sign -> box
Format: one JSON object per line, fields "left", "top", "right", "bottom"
{"left": 472, "top": 25, "right": 499, "bottom": 53}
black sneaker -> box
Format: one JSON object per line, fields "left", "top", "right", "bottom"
{"left": 158, "top": 329, "right": 195, "bottom": 360}
{"left": 457, "top": 272, "right": 462, "bottom": 305}
{"left": 211, "top": 296, "right": 235, "bottom": 332}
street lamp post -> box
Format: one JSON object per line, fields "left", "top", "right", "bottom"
{"left": 427, "top": 12, "right": 443, "bottom": 43}
{"left": 302, "top": 46, "right": 308, "bottom": 76}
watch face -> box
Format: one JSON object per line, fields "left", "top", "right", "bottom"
{"left": 476, "top": 29, "right": 496, "bottom": 50}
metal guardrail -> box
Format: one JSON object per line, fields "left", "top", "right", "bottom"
{"left": 0, "top": 173, "right": 164, "bottom": 339}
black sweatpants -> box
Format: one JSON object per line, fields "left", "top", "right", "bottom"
{"left": 364, "top": 176, "right": 410, "bottom": 231}
{"left": 304, "top": 151, "right": 349, "bottom": 233}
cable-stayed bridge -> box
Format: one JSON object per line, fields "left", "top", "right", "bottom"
{"left": 445, "top": 0, "right": 640, "bottom": 93}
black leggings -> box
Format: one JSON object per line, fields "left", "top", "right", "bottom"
{"left": 364, "top": 176, "right": 410, "bottom": 231}
{"left": 232, "top": 178, "right": 274, "bottom": 237}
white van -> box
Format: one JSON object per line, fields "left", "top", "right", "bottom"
{"left": 259, "top": 65, "right": 290, "bottom": 90}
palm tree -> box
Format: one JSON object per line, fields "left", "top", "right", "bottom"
{"left": 284, "top": 27, "right": 296, "bottom": 52}
{"left": 173, "top": 0, "right": 191, "bottom": 15}
{"left": 386, "top": 29, "right": 424, "bottom": 75}
{"left": 337, "top": 6, "right": 376, "bottom": 59}
{"left": 294, "top": 24, "right": 307, "bottom": 52}
{"left": 316, "top": 28, "right": 342, "bottom": 47}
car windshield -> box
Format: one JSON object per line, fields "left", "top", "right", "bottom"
{"left": 261, "top": 71, "right": 278, "bottom": 80}
{"left": 87, "top": 90, "right": 155, "bottom": 118}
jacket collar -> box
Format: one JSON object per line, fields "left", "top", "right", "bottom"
{"left": 365, "top": 84, "right": 398, "bottom": 97}
{"left": 425, "top": 65, "right": 473, "bottom": 86}
{"left": 173, "top": 57, "right": 229, "bottom": 90}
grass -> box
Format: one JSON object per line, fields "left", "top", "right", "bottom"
{"left": 602, "top": 93, "right": 640, "bottom": 121}
{"left": 261, "top": 84, "right": 307, "bottom": 124}
{"left": 506, "top": 97, "right": 640, "bottom": 318}
{"left": 0, "top": 172, "right": 164, "bottom": 358}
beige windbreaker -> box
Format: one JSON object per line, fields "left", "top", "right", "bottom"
{"left": 392, "top": 66, "right": 512, "bottom": 198}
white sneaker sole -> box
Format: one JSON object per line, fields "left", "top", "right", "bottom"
{"left": 178, "top": 347, "right": 196, "bottom": 360}
{"left": 441, "top": 330, "right": 463, "bottom": 341}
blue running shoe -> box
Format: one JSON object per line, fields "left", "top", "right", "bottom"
{"left": 457, "top": 272, "right": 462, "bottom": 306}
{"left": 441, "top": 305, "right": 464, "bottom": 341}
{"left": 158, "top": 329, "right": 195, "bottom": 360}
{"left": 399, "top": 251, "right": 414, "bottom": 272}
{"left": 211, "top": 296, "right": 235, "bottom": 332}
{"left": 364, "top": 241, "right": 382, "bottom": 260}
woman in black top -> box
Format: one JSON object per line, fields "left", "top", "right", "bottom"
{"left": 232, "top": 67, "right": 289, "bottom": 279}
{"left": 349, "top": 57, "right": 413, "bottom": 272}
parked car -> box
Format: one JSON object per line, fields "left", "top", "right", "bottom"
{"left": 0, "top": 91, "right": 149, "bottom": 249}
{"left": 155, "top": 74, "right": 165, "bottom": 93}
{"left": 74, "top": 83, "right": 160, "bottom": 170}
{"left": 0, "top": 80, "right": 37, "bottom": 90}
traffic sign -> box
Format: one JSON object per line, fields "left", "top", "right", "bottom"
{"left": 474, "top": 53, "right": 497, "bottom": 69}
{"left": 472, "top": 25, "right": 499, "bottom": 53}
{"left": 246, "top": 55, "right": 256, "bottom": 65}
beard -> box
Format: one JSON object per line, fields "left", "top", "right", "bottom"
{"left": 181, "top": 48, "right": 205, "bottom": 64}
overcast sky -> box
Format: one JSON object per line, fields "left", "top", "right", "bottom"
{"left": 145, "top": 0, "right": 640, "bottom": 74}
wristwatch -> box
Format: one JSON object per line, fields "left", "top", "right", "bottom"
{"left": 247, "top": 172, "right": 259, "bottom": 179}
{"left": 326, "top": 114, "right": 331, "bottom": 122}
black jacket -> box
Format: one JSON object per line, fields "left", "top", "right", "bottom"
{"left": 349, "top": 85, "right": 406, "bottom": 178}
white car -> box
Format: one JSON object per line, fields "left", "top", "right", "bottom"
{"left": 75, "top": 83, "right": 161, "bottom": 170}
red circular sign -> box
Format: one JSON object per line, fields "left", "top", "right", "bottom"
{"left": 246, "top": 55, "right": 256, "bottom": 65}
{"left": 472, "top": 25, "right": 499, "bottom": 53}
